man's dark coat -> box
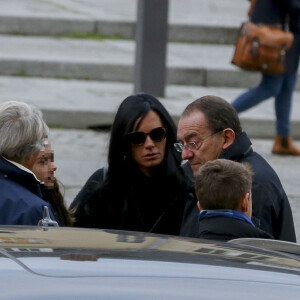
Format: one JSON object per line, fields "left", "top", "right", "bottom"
{"left": 180, "top": 132, "right": 296, "bottom": 243}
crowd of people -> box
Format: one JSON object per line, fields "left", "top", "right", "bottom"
{"left": 0, "top": 94, "right": 297, "bottom": 243}
{"left": 0, "top": 0, "right": 298, "bottom": 243}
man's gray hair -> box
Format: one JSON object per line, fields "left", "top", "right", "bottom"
{"left": 0, "top": 101, "right": 49, "bottom": 163}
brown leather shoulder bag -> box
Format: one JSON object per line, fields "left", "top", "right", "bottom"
{"left": 232, "top": 0, "right": 294, "bottom": 74}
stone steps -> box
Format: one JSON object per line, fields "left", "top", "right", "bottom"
{"left": 0, "top": 0, "right": 299, "bottom": 139}
{"left": 0, "top": 0, "right": 247, "bottom": 44}
{"left": 0, "top": 35, "right": 299, "bottom": 90}
{"left": 0, "top": 15, "right": 239, "bottom": 45}
{"left": 1, "top": 75, "right": 300, "bottom": 139}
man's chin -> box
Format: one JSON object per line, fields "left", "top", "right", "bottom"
{"left": 191, "top": 163, "right": 202, "bottom": 176}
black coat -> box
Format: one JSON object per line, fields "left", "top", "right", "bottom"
{"left": 0, "top": 157, "right": 55, "bottom": 225}
{"left": 70, "top": 167, "right": 191, "bottom": 236}
{"left": 197, "top": 217, "right": 273, "bottom": 241}
{"left": 251, "top": 0, "right": 300, "bottom": 73}
{"left": 180, "top": 132, "right": 296, "bottom": 243}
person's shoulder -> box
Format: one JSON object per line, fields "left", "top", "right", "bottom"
{"left": 235, "top": 218, "right": 273, "bottom": 239}
{"left": 0, "top": 167, "right": 47, "bottom": 205}
{"left": 241, "top": 150, "right": 279, "bottom": 178}
{"left": 226, "top": 134, "right": 281, "bottom": 183}
{"left": 79, "top": 167, "right": 107, "bottom": 189}
{"left": 242, "top": 151, "right": 286, "bottom": 198}
{"left": 69, "top": 167, "right": 107, "bottom": 210}
{"left": 0, "top": 175, "right": 37, "bottom": 197}
{"left": 254, "top": 227, "right": 274, "bottom": 239}
{"left": 88, "top": 168, "right": 106, "bottom": 181}
{"left": 0, "top": 185, "right": 49, "bottom": 225}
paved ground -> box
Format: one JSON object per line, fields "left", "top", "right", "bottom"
{"left": 50, "top": 128, "right": 300, "bottom": 242}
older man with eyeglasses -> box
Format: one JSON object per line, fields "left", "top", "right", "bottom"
{"left": 177, "top": 95, "right": 296, "bottom": 243}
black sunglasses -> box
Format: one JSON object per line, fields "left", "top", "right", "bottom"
{"left": 127, "top": 126, "right": 167, "bottom": 145}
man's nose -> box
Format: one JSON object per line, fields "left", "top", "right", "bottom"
{"left": 181, "top": 148, "right": 193, "bottom": 160}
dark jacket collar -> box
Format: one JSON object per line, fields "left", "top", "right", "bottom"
{"left": 182, "top": 132, "right": 253, "bottom": 183}
{"left": 0, "top": 157, "right": 43, "bottom": 198}
{"left": 220, "top": 132, "right": 253, "bottom": 161}
{"left": 198, "top": 217, "right": 273, "bottom": 240}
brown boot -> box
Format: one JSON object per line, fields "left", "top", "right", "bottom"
{"left": 272, "top": 135, "right": 300, "bottom": 156}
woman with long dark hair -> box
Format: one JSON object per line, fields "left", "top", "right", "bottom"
{"left": 70, "top": 93, "right": 192, "bottom": 235}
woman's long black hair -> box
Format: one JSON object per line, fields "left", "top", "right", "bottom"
{"left": 106, "top": 93, "right": 185, "bottom": 182}
{"left": 75, "top": 93, "right": 190, "bottom": 229}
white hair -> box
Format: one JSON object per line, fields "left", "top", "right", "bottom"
{"left": 0, "top": 101, "right": 49, "bottom": 163}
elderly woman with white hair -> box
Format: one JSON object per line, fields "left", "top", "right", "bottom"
{"left": 0, "top": 100, "right": 55, "bottom": 225}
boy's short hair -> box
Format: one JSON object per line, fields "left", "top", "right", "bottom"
{"left": 194, "top": 159, "right": 253, "bottom": 210}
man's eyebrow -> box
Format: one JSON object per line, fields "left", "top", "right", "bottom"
{"left": 181, "top": 133, "right": 198, "bottom": 141}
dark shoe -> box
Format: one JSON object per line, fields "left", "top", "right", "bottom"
{"left": 272, "top": 135, "right": 300, "bottom": 156}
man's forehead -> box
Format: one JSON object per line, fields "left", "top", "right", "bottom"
{"left": 179, "top": 110, "right": 208, "bottom": 125}
{"left": 178, "top": 112, "right": 210, "bottom": 137}
{"left": 177, "top": 132, "right": 199, "bottom": 142}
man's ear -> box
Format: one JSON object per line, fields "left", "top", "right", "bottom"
{"left": 197, "top": 201, "right": 203, "bottom": 211}
{"left": 23, "top": 151, "right": 40, "bottom": 171}
{"left": 240, "top": 193, "right": 250, "bottom": 213}
{"left": 222, "top": 128, "right": 235, "bottom": 150}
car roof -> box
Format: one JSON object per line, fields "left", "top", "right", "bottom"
{"left": 0, "top": 226, "right": 300, "bottom": 299}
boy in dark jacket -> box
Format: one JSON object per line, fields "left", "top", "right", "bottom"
{"left": 194, "top": 159, "right": 273, "bottom": 241}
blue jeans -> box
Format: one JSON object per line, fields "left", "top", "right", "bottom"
{"left": 231, "top": 73, "right": 298, "bottom": 137}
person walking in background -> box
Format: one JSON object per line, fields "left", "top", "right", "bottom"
{"left": 232, "top": 0, "right": 300, "bottom": 155}
{"left": 176, "top": 95, "right": 296, "bottom": 242}
{"left": 0, "top": 101, "right": 56, "bottom": 225}
{"left": 194, "top": 159, "right": 273, "bottom": 241}
{"left": 70, "top": 93, "right": 193, "bottom": 235}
